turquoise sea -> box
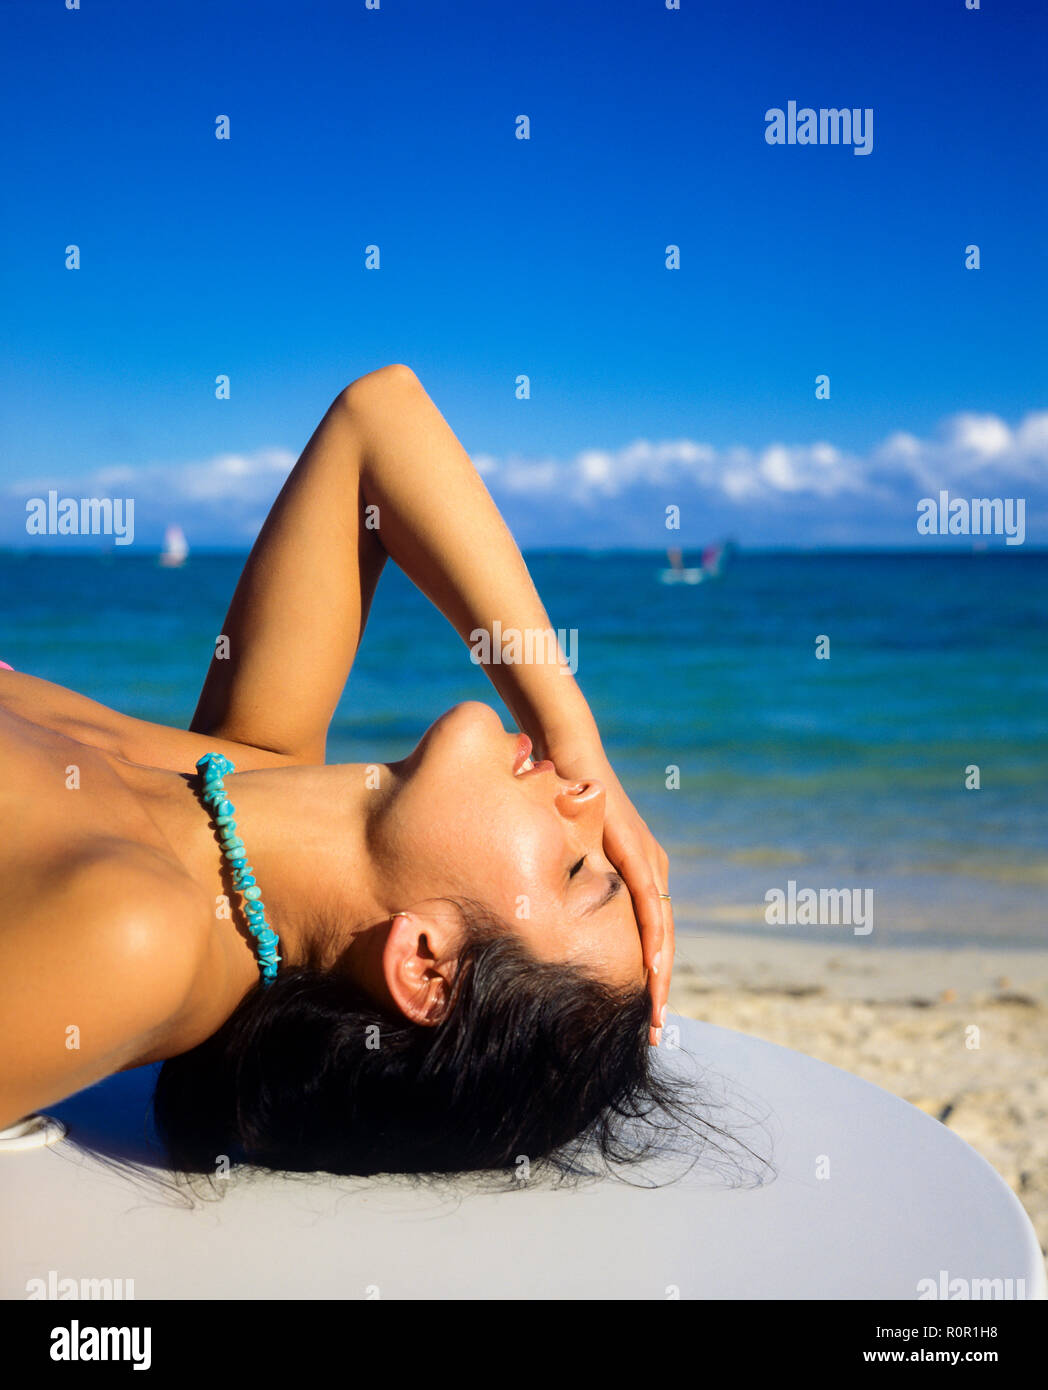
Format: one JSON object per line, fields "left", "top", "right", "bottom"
{"left": 2, "top": 548, "right": 1045, "bottom": 948}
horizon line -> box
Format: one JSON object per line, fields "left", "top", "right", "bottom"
{"left": 1, "top": 543, "right": 1044, "bottom": 557}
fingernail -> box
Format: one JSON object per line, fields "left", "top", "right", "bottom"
{"left": 660, "top": 1004, "right": 667, "bottom": 1027}
{"left": 651, "top": 952, "right": 661, "bottom": 975}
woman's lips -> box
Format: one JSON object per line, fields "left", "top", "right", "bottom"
{"left": 513, "top": 733, "right": 555, "bottom": 777}
{"left": 525, "top": 759, "right": 555, "bottom": 775}
{"left": 513, "top": 733, "right": 533, "bottom": 774}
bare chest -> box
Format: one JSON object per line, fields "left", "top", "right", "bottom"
{"left": 0, "top": 704, "right": 171, "bottom": 910}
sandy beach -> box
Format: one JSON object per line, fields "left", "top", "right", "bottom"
{"left": 669, "top": 932, "right": 1048, "bottom": 1263}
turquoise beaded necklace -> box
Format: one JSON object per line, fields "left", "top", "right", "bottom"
{"left": 196, "top": 752, "right": 281, "bottom": 986}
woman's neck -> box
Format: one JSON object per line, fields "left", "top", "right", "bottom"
{"left": 122, "top": 758, "right": 396, "bottom": 980}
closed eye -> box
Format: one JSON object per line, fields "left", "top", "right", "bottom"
{"left": 569, "top": 856, "right": 586, "bottom": 879}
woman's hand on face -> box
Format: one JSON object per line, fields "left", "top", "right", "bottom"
{"left": 545, "top": 735, "right": 674, "bottom": 1045}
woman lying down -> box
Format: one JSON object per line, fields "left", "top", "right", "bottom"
{"left": 0, "top": 364, "right": 714, "bottom": 1182}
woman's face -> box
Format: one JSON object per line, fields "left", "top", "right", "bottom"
{"left": 372, "top": 702, "right": 646, "bottom": 988}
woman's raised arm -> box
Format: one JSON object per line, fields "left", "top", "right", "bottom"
{"left": 191, "top": 363, "right": 595, "bottom": 762}
{"left": 189, "top": 368, "right": 390, "bottom": 761}
{"left": 191, "top": 363, "right": 672, "bottom": 1035}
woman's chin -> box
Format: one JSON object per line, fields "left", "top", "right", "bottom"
{"left": 394, "top": 701, "right": 504, "bottom": 775}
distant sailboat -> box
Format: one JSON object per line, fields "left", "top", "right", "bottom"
{"left": 659, "top": 547, "right": 702, "bottom": 585}
{"left": 659, "top": 542, "right": 732, "bottom": 585}
{"left": 159, "top": 525, "right": 188, "bottom": 568}
{"left": 699, "top": 541, "right": 727, "bottom": 577}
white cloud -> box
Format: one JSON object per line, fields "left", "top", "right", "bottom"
{"left": 1016, "top": 414, "right": 1048, "bottom": 452}
{"left": 4, "top": 408, "right": 1045, "bottom": 546}
{"left": 879, "top": 430, "right": 921, "bottom": 460}
{"left": 944, "top": 412, "right": 1012, "bottom": 459}
{"left": 473, "top": 408, "right": 1048, "bottom": 508}
{"left": 6, "top": 447, "right": 298, "bottom": 510}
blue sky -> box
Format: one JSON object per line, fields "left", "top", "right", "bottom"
{"left": 1, "top": 0, "right": 1045, "bottom": 549}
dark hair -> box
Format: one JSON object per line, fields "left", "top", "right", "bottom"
{"left": 152, "top": 904, "right": 765, "bottom": 1186}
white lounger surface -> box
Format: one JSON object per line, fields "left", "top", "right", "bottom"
{"left": 2, "top": 1016, "right": 1043, "bottom": 1300}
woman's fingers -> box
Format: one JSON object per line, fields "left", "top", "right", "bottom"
{"left": 610, "top": 844, "right": 670, "bottom": 1033}
{"left": 643, "top": 890, "right": 674, "bottom": 1047}
{"left": 561, "top": 746, "right": 675, "bottom": 1045}
{"left": 629, "top": 842, "right": 674, "bottom": 1044}
{"left": 655, "top": 881, "right": 675, "bottom": 1045}
{"left": 606, "top": 840, "right": 661, "bottom": 951}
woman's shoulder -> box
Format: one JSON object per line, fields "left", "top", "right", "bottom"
{"left": 21, "top": 841, "right": 213, "bottom": 1020}
{"left": 0, "top": 666, "right": 300, "bottom": 772}
{"left": 71, "top": 841, "right": 213, "bottom": 954}
{"left": 0, "top": 843, "right": 214, "bottom": 1130}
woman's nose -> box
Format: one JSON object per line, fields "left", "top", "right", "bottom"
{"left": 555, "top": 779, "right": 606, "bottom": 825}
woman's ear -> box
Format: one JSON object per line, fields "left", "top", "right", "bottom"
{"left": 381, "top": 906, "right": 461, "bottom": 1025}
